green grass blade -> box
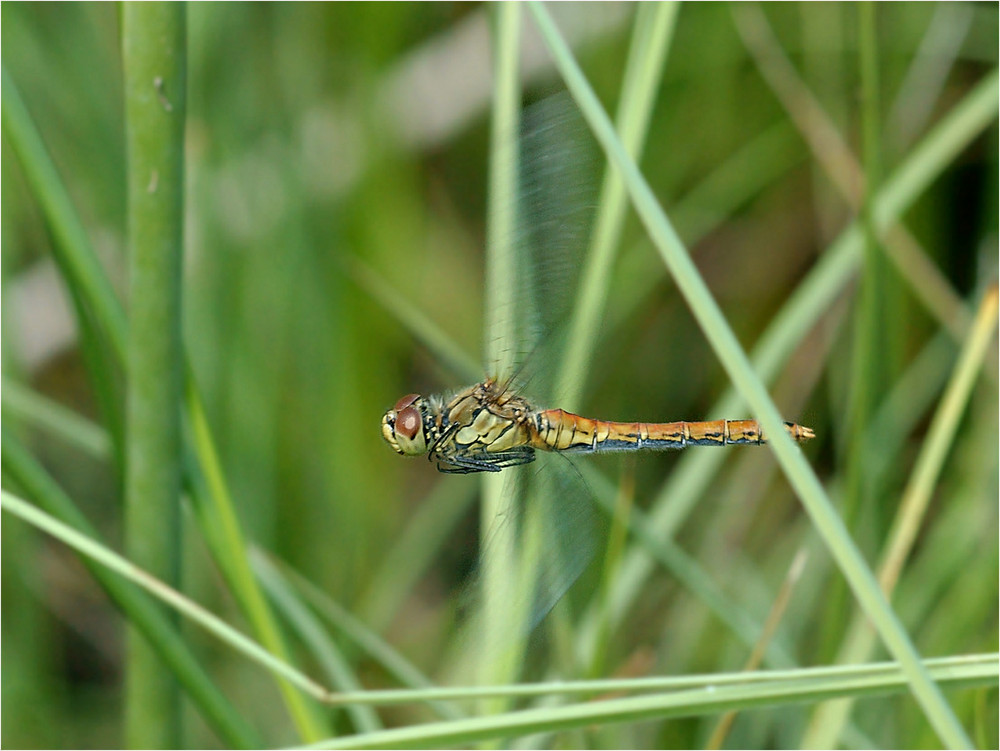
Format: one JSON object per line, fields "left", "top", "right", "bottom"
{"left": 484, "top": 3, "right": 522, "bottom": 377}
{"left": 317, "top": 654, "right": 995, "bottom": 707}
{"left": 2, "top": 67, "right": 125, "bottom": 461}
{"left": 298, "top": 655, "right": 997, "bottom": 749}
{"left": 861, "top": 332, "right": 958, "bottom": 495}
{"left": 579, "top": 64, "right": 999, "bottom": 654}
{"left": 528, "top": 3, "right": 974, "bottom": 746}
{"left": 1, "top": 66, "right": 128, "bottom": 354}
{"left": 0, "top": 489, "right": 332, "bottom": 706}
{"left": 555, "top": 1, "right": 678, "bottom": 410}
{"left": 479, "top": 0, "right": 526, "bottom": 696}
{"left": 262, "top": 554, "right": 466, "bottom": 722}
{"left": 121, "top": 5, "right": 187, "bottom": 743}
{"left": 253, "top": 553, "right": 383, "bottom": 734}
{"left": 0, "top": 434, "right": 260, "bottom": 748}
{"left": 803, "top": 286, "right": 1000, "bottom": 747}
{"left": 876, "top": 288, "right": 998, "bottom": 593}
{"left": 2, "top": 378, "right": 111, "bottom": 460}
{"left": 183, "top": 374, "right": 330, "bottom": 741}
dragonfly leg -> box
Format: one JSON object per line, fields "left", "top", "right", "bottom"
{"left": 433, "top": 448, "right": 536, "bottom": 474}
{"left": 435, "top": 462, "right": 496, "bottom": 475}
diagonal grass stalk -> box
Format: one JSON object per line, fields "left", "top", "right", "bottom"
{"left": 182, "top": 374, "right": 330, "bottom": 740}
{"left": 527, "top": 2, "right": 974, "bottom": 746}
{"left": 253, "top": 553, "right": 383, "bottom": 734}
{"left": 0, "top": 433, "right": 260, "bottom": 748}
{"left": 341, "top": 254, "right": 481, "bottom": 385}
{"left": 733, "top": 3, "right": 975, "bottom": 344}
{"left": 803, "top": 286, "right": 999, "bottom": 747}
{"left": 255, "top": 552, "right": 467, "bottom": 722}
{"left": 1, "top": 491, "right": 333, "bottom": 705}
{"left": 704, "top": 549, "right": 809, "bottom": 749}
{"left": 576, "top": 66, "right": 999, "bottom": 654}
{"left": 554, "top": 1, "right": 677, "bottom": 411}
{"left": 2, "top": 377, "right": 112, "bottom": 460}
{"left": 2, "top": 68, "right": 126, "bottom": 464}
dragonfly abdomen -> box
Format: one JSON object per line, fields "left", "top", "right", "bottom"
{"left": 532, "top": 410, "right": 814, "bottom": 453}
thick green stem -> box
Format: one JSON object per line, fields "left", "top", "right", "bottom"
{"left": 6, "top": 44, "right": 327, "bottom": 747}
{"left": 122, "top": 3, "right": 187, "bottom": 746}
{"left": 479, "top": 0, "right": 524, "bottom": 699}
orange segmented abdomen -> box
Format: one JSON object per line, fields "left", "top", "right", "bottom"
{"left": 531, "top": 410, "right": 814, "bottom": 453}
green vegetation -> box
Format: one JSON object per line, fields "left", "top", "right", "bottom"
{"left": 3, "top": 3, "right": 996, "bottom": 748}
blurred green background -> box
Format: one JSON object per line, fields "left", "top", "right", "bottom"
{"left": 2, "top": 2, "right": 997, "bottom": 748}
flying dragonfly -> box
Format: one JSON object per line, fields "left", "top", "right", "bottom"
{"left": 379, "top": 94, "right": 813, "bottom": 644}
{"left": 380, "top": 373, "right": 814, "bottom": 644}
{"left": 381, "top": 95, "right": 813, "bottom": 471}
{"left": 381, "top": 378, "right": 814, "bottom": 474}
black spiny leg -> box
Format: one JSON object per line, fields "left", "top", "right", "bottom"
{"left": 433, "top": 448, "right": 536, "bottom": 474}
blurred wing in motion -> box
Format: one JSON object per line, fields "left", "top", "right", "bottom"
{"left": 476, "top": 94, "right": 603, "bottom": 664}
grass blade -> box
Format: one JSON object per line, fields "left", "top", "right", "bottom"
{"left": 121, "top": 5, "right": 187, "bottom": 743}
{"left": 2, "top": 378, "right": 111, "bottom": 460}
{"left": 1, "top": 490, "right": 332, "bottom": 706}
{"left": 478, "top": 0, "right": 526, "bottom": 696}
{"left": 527, "top": 3, "right": 974, "bottom": 746}
{"left": 555, "top": 1, "right": 678, "bottom": 410}
{"left": 299, "top": 655, "right": 996, "bottom": 749}
{"left": 803, "top": 285, "right": 1000, "bottom": 747}
{"left": 6, "top": 53, "right": 330, "bottom": 744}
{"left": 0, "top": 436, "right": 260, "bottom": 748}
{"left": 578, "top": 62, "right": 999, "bottom": 661}
{"left": 1, "top": 68, "right": 126, "bottom": 461}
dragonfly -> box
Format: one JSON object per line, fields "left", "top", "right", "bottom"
{"left": 379, "top": 95, "right": 814, "bottom": 650}
{"left": 381, "top": 98, "right": 814, "bottom": 474}
{"left": 381, "top": 377, "right": 814, "bottom": 474}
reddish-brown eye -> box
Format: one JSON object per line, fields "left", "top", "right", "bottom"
{"left": 394, "top": 394, "right": 420, "bottom": 411}
{"left": 395, "top": 406, "right": 422, "bottom": 439}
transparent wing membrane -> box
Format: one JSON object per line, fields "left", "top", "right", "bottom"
{"left": 489, "top": 93, "right": 598, "bottom": 400}
{"left": 379, "top": 93, "right": 814, "bottom": 678}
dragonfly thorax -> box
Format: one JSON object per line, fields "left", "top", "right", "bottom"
{"left": 382, "top": 381, "right": 542, "bottom": 473}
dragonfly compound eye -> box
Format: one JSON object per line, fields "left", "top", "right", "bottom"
{"left": 393, "top": 405, "right": 427, "bottom": 455}
{"left": 381, "top": 395, "right": 427, "bottom": 457}
{"left": 394, "top": 393, "right": 421, "bottom": 411}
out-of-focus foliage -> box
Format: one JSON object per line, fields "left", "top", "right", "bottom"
{"left": 3, "top": 3, "right": 996, "bottom": 748}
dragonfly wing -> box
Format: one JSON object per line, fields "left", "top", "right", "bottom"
{"left": 521, "top": 455, "right": 607, "bottom": 631}
{"left": 488, "top": 93, "right": 598, "bottom": 398}
{"left": 471, "top": 95, "right": 601, "bottom": 679}
{"left": 473, "top": 453, "right": 605, "bottom": 629}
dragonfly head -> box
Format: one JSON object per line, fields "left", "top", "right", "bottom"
{"left": 381, "top": 394, "right": 428, "bottom": 456}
